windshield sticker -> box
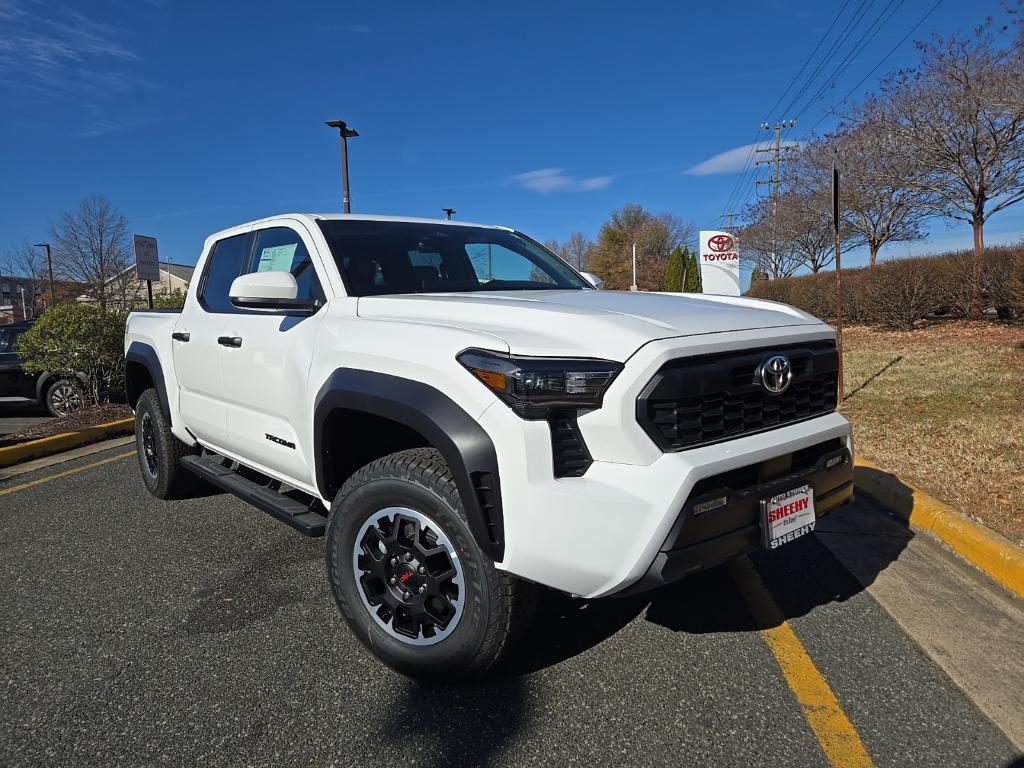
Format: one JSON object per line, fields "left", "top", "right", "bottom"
{"left": 257, "top": 243, "right": 297, "bottom": 272}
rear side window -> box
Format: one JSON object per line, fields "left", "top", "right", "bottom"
{"left": 199, "top": 233, "right": 251, "bottom": 312}
{"left": 248, "top": 227, "right": 324, "bottom": 303}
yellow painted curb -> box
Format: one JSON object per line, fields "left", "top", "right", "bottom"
{"left": 854, "top": 457, "right": 1024, "bottom": 599}
{"left": 0, "top": 417, "right": 135, "bottom": 469}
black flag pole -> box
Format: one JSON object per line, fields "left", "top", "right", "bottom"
{"left": 832, "top": 150, "right": 844, "bottom": 399}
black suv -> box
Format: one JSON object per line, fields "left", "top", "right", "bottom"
{"left": 0, "top": 322, "right": 83, "bottom": 417}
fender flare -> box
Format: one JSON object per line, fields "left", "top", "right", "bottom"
{"left": 125, "top": 341, "right": 171, "bottom": 422}
{"left": 314, "top": 369, "right": 505, "bottom": 561}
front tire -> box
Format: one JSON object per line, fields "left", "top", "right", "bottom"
{"left": 134, "top": 389, "right": 196, "bottom": 499}
{"left": 326, "top": 448, "right": 535, "bottom": 682}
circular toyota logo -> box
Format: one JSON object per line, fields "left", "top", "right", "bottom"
{"left": 708, "top": 234, "right": 734, "bottom": 252}
{"left": 760, "top": 355, "right": 792, "bottom": 394}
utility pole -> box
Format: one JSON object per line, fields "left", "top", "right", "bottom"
{"left": 442, "top": 208, "right": 455, "bottom": 220}
{"left": 755, "top": 120, "right": 796, "bottom": 276}
{"left": 721, "top": 212, "right": 739, "bottom": 230}
{"left": 33, "top": 243, "right": 54, "bottom": 308}
{"left": 325, "top": 119, "right": 359, "bottom": 213}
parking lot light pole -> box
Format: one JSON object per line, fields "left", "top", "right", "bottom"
{"left": 325, "top": 120, "right": 359, "bottom": 213}
{"left": 33, "top": 243, "right": 54, "bottom": 308}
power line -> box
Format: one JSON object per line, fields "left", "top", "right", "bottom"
{"left": 719, "top": 0, "right": 864, "bottom": 219}
{"left": 778, "top": 0, "right": 878, "bottom": 119}
{"left": 764, "top": 0, "right": 855, "bottom": 121}
{"left": 803, "top": 0, "right": 945, "bottom": 136}
{"left": 792, "top": 0, "right": 907, "bottom": 122}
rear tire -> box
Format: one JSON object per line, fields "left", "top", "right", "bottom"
{"left": 135, "top": 389, "right": 196, "bottom": 499}
{"left": 326, "top": 447, "right": 535, "bottom": 682}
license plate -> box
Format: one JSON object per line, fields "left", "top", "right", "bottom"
{"left": 762, "top": 485, "right": 816, "bottom": 550}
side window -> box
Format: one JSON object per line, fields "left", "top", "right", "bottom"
{"left": 0, "top": 329, "right": 10, "bottom": 354}
{"left": 249, "top": 227, "right": 325, "bottom": 303}
{"left": 199, "top": 233, "right": 251, "bottom": 312}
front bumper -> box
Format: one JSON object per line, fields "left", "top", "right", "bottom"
{"left": 618, "top": 440, "right": 853, "bottom": 596}
{"left": 483, "top": 404, "right": 854, "bottom": 598}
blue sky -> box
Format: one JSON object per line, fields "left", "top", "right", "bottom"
{"left": 1, "top": 0, "right": 1021, "bottom": 278}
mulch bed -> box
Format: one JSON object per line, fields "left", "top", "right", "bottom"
{"left": 1, "top": 403, "right": 133, "bottom": 447}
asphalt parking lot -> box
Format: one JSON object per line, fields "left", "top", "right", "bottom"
{"left": 2, "top": 443, "right": 1022, "bottom": 768}
{"left": 0, "top": 404, "right": 51, "bottom": 438}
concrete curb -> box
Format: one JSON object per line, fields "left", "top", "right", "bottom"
{"left": 854, "top": 457, "right": 1024, "bottom": 599}
{"left": 0, "top": 417, "right": 135, "bottom": 469}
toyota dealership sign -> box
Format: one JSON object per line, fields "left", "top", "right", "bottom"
{"left": 699, "top": 230, "right": 740, "bottom": 295}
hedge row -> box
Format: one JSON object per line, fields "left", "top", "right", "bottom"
{"left": 746, "top": 245, "right": 1024, "bottom": 329}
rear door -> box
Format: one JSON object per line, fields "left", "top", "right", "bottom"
{"left": 172, "top": 231, "right": 252, "bottom": 445}
{"left": 217, "top": 224, "right": 327, "bottom": 486}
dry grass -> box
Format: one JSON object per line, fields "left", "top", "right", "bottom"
{"left": 840, "top": 322, "right": 1024, "bottom": 546}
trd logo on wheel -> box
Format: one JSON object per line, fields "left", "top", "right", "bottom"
{"left": 708, "top": 234, "right": 734, "bottom": 252}
{"left": 399, "top": 568, "right": 415, "bottom": 584}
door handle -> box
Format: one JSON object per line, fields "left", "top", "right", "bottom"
{"left": 172, "top": 332, "right": 190, "bottom": 342}
{"left": 217, "top": 336, "right": 242, "bottom": 348}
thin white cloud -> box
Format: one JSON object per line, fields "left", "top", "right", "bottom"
{"left": 0, "top": 0, "right": 141, "bottom": 92}
{"left": 345, "top": 24, "right": 372, "bottom": 34}
{"left": 685, "top": 141, "right": 801, "bottom": 176}
{"left": 0, "top": 0, "right": 151, "bottom": 136}
{"left": 508, "top": 168, "right": 613, "bottom": 194}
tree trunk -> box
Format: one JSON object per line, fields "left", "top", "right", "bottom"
{"left": 868, "top": 244, "right": 879, "bottom": 268}
{"left": 971, "top": 218, "right": 984, "bottom": 320}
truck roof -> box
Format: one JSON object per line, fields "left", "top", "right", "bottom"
{"left": 210, "top": 213, "right": 510, "bottom": 242}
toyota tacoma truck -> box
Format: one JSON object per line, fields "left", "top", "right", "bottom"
{"left": 124, "top": 213, "right": 853, "bottom": 680}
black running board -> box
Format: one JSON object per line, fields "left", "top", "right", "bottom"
{"left": 180, "top": 454, "right": 327, "bottom": 537}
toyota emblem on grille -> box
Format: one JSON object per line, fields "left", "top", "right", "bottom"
{"left": 760, "top": 355, "right": 792, "bottom": 394}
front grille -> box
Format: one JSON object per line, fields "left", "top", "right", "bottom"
{"left": 548, "top": 411, "right": 592, "bottom": 477}
{"left": 637, "top": 341, "right": 839, "bottom": 451}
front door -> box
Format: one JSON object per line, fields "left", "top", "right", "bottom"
{"left": 172, "top": 231, "right": 251, "bottom": 445}
{"left": 218, "top": 225, "right": 327, "bottom": 487}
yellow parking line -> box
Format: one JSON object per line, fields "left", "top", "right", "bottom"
{"left": 0, "top": 451, "right": 135, "bottom": 498}
{"left": 729, "top": 556, "right": 874, "bottom": 768}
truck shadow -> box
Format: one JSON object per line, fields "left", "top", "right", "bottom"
{"left": 380, "top": 677, "right": 528, "bottom": 768}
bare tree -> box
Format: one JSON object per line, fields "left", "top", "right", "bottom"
{"left": 777, "top": 191, "right": 848, "bottom": 273}
{"left": 868, "top": 23, "right": 1024, "bottom": 315}
{"left": 796, "top": 123, "right": 936, "bottom": 266}
{"left": 738, "top": 197, "right": 807, "bottom": 279}
{"left": 1, "top": 242, "right": 49, "bottom": 317}
{"left": 50, "top": 196, "right": 133, "bottom": 310}
{"left": 563, "top": 232, "right": 593, "bottom": 271}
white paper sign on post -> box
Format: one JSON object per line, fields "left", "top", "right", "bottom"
{"left": 133, "top": 235, "right": 160, "bottom": 282}
{"left": 699, "top": 230, "right": 740, "bottom": 296}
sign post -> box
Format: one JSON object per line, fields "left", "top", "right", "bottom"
{"left": 832, "top": 153, "right": 844, "bottom": 399}
{"left": 133, "top": 235, "right": 160, "bottom": 310}
{"left": 698, "top": 231, "right": 741, "bottom": 295}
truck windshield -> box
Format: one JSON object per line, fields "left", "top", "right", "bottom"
{"left": 317, "top": 220, "right": 589, "bottom": 296}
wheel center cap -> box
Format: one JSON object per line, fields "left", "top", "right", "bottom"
{"left": 395, "top": 564, "right": 422, "bottom": 594}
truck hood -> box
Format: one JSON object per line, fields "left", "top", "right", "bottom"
{"left": 356, "top": 289, "right": 824, "bottom": 360}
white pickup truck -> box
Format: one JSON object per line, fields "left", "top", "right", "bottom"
{"left": 124, "top": 213, "right": 853, "bottom": 680}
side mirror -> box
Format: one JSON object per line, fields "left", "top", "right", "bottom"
{"left": 580, "top": 271, "right": 604, "bottom": 289}
{"left": 229, "top": 271, "right": 317, "bottom": 312}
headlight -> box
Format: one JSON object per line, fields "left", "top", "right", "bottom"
{"left": 457, "top": 348, "right": 622, "bottom": 419}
